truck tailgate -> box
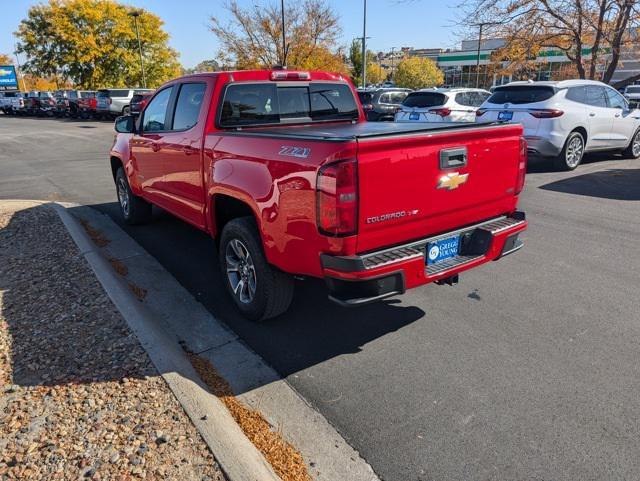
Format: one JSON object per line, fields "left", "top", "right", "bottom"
{"left": 356, "top": 124, "right": 523, "bottom": 252}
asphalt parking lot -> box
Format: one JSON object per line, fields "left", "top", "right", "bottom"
{"left": 2, "top": 115, "right": 640, "bottom": 481}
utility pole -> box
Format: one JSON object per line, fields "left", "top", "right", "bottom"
{"left": 475, "top": 23, "right": 485, "bottom": 88}
{"left": 13, "top": 43, "right": 27, "bottom": 91}
{"left": 390, "top": 47, "right": 397, "bottom": 81}
{"left": 281, "top": 0, "right": 287, "bottom": 67}
{"left": 362, "top": 0, "right": 367, "bottom": 88}
{"left": 472, "top": 22, "right": 500, "bottom": 88}
{"left": 128, "top": 10, "right": 146, "bottom": 88}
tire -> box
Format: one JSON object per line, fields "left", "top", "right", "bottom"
{"left": 554, "top": 131, "right": 585, "bottom": 171}
{"left": 115, "top": 167, "right": 152, "bottom": 225}
{"left": 219, "top": 217, "right": 294, "bottom": 321}
{"left": 122, "top": 106, "right": 130, "bottom": 116}
{"left": 622, "top": 129, "right": 640, "bottom": 159}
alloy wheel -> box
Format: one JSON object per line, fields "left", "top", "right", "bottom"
{"left": 117, "top": 177, "right": 130, "bottom": 217}
{"left": 225, "top": 238, "right": 257, "bottom": 304}
{"left": 566, "top": 135, "right": 584, "bottom": 168}
{"left": 632, "top": 132, "right": 640, "bottom": 157}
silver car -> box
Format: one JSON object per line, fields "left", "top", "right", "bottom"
{"left": 96, "top": 88, "right": 154, "bottom": 118}
{"left": 623, "top": 85, "right": 640, "bottom": 106}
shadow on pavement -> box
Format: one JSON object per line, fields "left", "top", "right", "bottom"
{"left": 1, "top": 204, "right": 150, "bottom": 388}
{"left": 86, "top": 202, "right": 425, "bottom": 381}
{"left": 540, "top": 168, "right": 640, "bottom": 201}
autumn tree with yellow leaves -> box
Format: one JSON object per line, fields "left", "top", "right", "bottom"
{"left": 210, "top": 0, "right": 348, "bottom": 74}
{"left": 15, "top": 0, "right": 181, "bottom": 89}
{"left": 394, "top": 57, "right": 444, "bottom": 89}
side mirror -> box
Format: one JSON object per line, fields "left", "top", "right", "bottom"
{"left": 115, "top": 115, "right": 136, "bottom": 134}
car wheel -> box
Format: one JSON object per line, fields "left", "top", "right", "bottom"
{"left": 219, "top": 217, "right": 294, "bottom": 321}
{"left": 622, "top": 129, "right": 640, "bottom": 159}
{"left": 122, "top": 106, "right": 130, "bottom": 116}
{"left": 115, "top": 167, "right": 152, "bottom": 225}
{"left": 554, "top": 131, "right": 585, "bottom": 171}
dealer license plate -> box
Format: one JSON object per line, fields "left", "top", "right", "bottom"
{"left": 409, "top": 111, "right": 420, "bottom": 120}
{"left": 426, "top": 235, "right": 460, "bottom": 265}
{"left": 498, "top": 111, "right": 513, "bottom": 121}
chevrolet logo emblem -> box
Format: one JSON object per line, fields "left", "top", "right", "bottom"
{"left": 437, "top": 172, "right": 469, "bottom": 190}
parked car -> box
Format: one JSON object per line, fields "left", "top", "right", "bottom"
{"left": 476, "top": 79, "right": 640, "bottom": 170}
{"left": 357, "top": 88, "right": 411, "bottom": 121}
{"left": 53, "top": 90, "right": 96, "bottom": 118}
{"left": 395, "top": 88, "right": 491, "bottom": 123}
{"left": 623, "top": 84, "right": 640, "bottom": 107}
{"left": 110, "top": 70, "right": 528, "bottom": 321}
{"left": 130, "top": 91, "right": 154, "bottom": 116}
{"left": 0, "top": 91, "right": 24, "bottom": 114}
{"left": 24, "top": 91, "right": 56, "bottom": 116}
{"left": 77, "top": 93, "right": 98, "bottom": 119}
{"left": 96, "top": 88, "right": 154, "bottom": 118}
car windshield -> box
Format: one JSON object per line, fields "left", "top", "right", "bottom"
{"left": 487, "top": 86, "right": 556, "bottom": 104}
{"left": 402, "top": 92, "right": 447, "bottom": 108}
{"left": 219, "top": 82, "right": 359, "bottom": 127}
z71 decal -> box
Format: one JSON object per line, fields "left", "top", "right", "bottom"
{"left": 279, "top": 146, "right": 311, "bottom": 159}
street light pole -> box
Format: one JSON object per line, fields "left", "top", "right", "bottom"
{"left": 362, "top": 0, "right": 367, "bottom": 88}
{"left": 475, "top": 23, "right": 485, "bottom": 88}
{"left": 129, "top": 11, "right": 146, "bottom": 88}
{"left": 390, "top": 47, "right": 397, "bottom": 81}
{"left": 281, "top": 0, "right": 287, "bottom": 67}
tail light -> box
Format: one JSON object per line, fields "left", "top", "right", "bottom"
{"left": 49, "top": 99, "right": 55, "bottom": 106}
{"left": 516, "top": 137, "right": 527, "bottom": 195}
{"left": 476, "top": 108, "right": 487, "bottom": 117}
{"left": 316, "top": 159, "right": 358, "bottom": 236}
{"left": 528, "top": 109, "right": 563, "bottom": 118}
{"left": 429, "top": 107, "right": 451, "bottom": 117}
{"left": 362, "top": 103, "right": 374, "bottom": 111}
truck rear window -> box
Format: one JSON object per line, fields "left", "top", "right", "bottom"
{"left": 401, "top": 92, "right": 447, "bottom": 108}
{"left": 487, "top": 86, "right": 556, "bottom": 104}
{"left": 219, "top": 82, "right": 359, "bottom": 127}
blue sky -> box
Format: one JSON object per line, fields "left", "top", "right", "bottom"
{"left": 1, "top": 0, "right": 461, "bottom": 68}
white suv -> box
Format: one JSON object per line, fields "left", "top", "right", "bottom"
{"left": 476, "top": 80, "right": 640, "bottom": 170}
{"left": 395, "top": 88, "right": 490, "bottom": 123}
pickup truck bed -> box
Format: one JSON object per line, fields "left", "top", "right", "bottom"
{"left": 223, "top": 120, "right": 502, "bottom": 141}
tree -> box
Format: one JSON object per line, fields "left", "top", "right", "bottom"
{"left": 459, "top": 0, "right": 639, "bottom": 83}
{"left": 394, "top": 57, "right": 444, "bottom": 89}
{"left": 15, "top": 0, "right": 181, "bottom": 89}
{"left": 348, "top": 39, "right": 383, "bottom": 86}
{"left": 184, "top": 59, "right": 220, "bottom": 75}
{"left": 0, "top": 53, "right": 13, "bottom": 65}
{"left": 209, "top": 0, "right": 347, "bottom": 73}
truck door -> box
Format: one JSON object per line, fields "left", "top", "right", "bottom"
{"left": 158, "top": 81, "right": 208, "bottom": 229}
{"left": 131, "top": 86, "right": 174, "bottom": 202}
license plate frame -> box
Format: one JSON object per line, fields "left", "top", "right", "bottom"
{"left": 426, "top": 235, "right": 461, "bottom": 265}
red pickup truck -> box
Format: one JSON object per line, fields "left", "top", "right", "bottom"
{"left": 110, "top": 70, "right": 528, "bottom": 321}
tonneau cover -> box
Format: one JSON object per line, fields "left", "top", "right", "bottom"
{"left": 221, "top": 121, "right": 507, "bottom": 142}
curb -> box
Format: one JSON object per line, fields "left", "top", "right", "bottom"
{"left": 49, "top": 202, "right": 282, "bottom": 481}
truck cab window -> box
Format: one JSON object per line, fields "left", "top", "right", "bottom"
{"left": 142, "top": 87, "right": 173, "bottom": 132}
{"left": 173, "top": 83, "right": 206, "bottom": 130}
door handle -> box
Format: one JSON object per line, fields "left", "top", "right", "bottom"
{"left": 183, "top": 147, "right": 196, "bottom": 156}
{"left": 615, "top": 113, "right": 621, "bottom": 117}
{"left": 589, "top": 112, "right": 596, "bottom": 117}
{"left": 151, "top": 143, "right": 161, "bottom": 152}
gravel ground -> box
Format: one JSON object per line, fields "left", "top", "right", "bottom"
{"left": 0, "top": 202, "right": 225, "bottom": 481}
